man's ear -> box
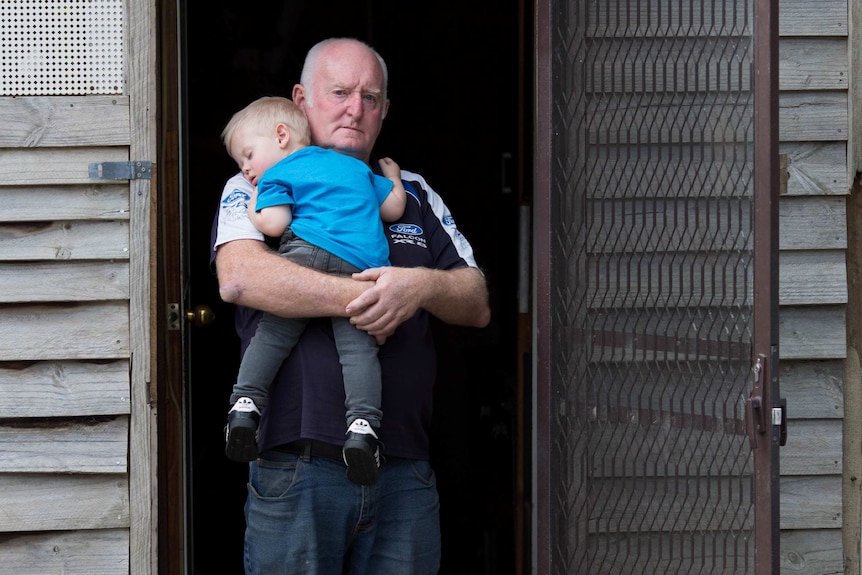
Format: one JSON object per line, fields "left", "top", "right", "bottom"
{"left": 292, "top": 84, "right": 306, "bottom": 108}
{"left": 382, "top": 98, "right": 390, "bottom": 120}
{"left": 275, "top": 123, "right": 291, "bottom": 148}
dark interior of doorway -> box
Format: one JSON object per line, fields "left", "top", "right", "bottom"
{"left": 184, "top": 2, "right": 526, "bottom": 573}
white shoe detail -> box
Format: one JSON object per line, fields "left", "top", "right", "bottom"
{"left": 346, "top": 418, "right": 378, "bottom": 438}
{"left": 229, "top": 397, "right": 261, "bottom": 415}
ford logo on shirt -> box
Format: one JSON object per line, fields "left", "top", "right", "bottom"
{"left": 223, "top": 189, "right": 249, "bottom": 207}
{"left": 389, "top": 223, "right": 423, "bottom": 235}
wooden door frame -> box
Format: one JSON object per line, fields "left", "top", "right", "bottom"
{"left": 155, "top": 0, "right": 186, "bottom": 572}
{"left": 126, "top": 0, "right": 161, "bottom": 572}
{"left": 153, "top": 3, "right": 537, "bottom": 574}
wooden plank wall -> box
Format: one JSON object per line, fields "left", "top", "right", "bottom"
{"left": 0, "top": 95, "right": 133, "bottom": 574}
{"left": 777, "top": 0, "right": 848, "bottom": 572}
{"left": 0, "top": 1, "right": 157, "bottom": 571}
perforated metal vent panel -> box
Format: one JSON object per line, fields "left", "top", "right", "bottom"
{"left": 0, "top": 0, "right": 125, "bottom": 96}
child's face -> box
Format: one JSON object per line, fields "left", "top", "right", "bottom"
{"left": 229, "top": 125, "right": 289, "bottom": 186}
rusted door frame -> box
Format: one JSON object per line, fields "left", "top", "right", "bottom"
{"left": 750, "top": 0, "right": 783, "bottom": 572}
{"left": 533, "top": 1, "right": 553, "bottom": 574}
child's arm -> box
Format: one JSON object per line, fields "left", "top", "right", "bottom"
{"left": 377, "top": 157, "right": 407, "bottom": 222}
{"left": 247, "top": 185, "right": 292, "bottom": 237}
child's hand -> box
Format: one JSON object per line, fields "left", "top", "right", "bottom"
{"left": 378, "top": 157, "right": 401, "bottom": 180}
{"left": 246, "top": 186, "right": 259, "bottom": 216}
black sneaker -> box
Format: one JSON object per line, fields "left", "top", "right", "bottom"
{"left": 225, "top": 397, "right": 261, "bottom": 462}
{"left": 342, "top": 418, "right": 380, "bottom": 486}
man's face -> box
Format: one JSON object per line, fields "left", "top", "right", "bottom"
{"left": 295, "top": 43, "right": 389, "bottom": 162}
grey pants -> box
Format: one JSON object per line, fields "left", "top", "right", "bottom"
{"left": 230, "top": 229, "right": 382, "bottom": 428}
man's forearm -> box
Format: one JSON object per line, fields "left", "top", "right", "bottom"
{"left": 420, "top": 267, "right": 491, "bottom": 328}
{"left": 215, "top": 239, "right": 366, "bottom": 317}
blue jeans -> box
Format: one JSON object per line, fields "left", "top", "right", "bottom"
{"left": 243, "top": 450, "right": 441, "bottom": 575}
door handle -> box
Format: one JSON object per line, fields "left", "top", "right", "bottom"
{"left": 745, "top": 354, "right": 787, "bottom": 448}
{"left": 167, "top": 303, "right": 215, "bottom": 330}
{"left": 185, "top": 305, "right": 216, "bottom": 328}
{"left": 746, "top": 354, "right": 766, "bottom": 449}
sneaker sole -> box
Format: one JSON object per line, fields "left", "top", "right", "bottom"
{"left": 225, "top": 423, "right": 259, "bottom": 462}
{"left": 343, "top": 442, "right": 379, "bottom": 486}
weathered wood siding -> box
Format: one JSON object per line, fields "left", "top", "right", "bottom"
{"left": 777, "top": 0, "right": 848, "bottom": 572}
{"left": 0, "top": 0, "right": 155, "bottom": 572}
{"left": 0, "top": 98, "right": 134, "bottom": 573}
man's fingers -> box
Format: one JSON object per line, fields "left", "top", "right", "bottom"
{"left": 351, "top": 305, "right": 400, "bottom": 337}
{"left": 351, "top": 268, "right": 383, "bottom": 282}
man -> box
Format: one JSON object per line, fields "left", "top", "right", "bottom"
{"left": 213, "top": 37, "right": 490, "bottom": 575}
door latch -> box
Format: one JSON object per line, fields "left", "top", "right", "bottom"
{"left": 745, "top": 353, "right": 787, "bottom": 449}
{"left": 746, "top": 354, "right": 766, "bottom": 449}
{"left": 777, "top": 397, "right": 787, "bottom": 447}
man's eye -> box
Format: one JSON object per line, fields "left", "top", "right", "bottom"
{"left": 332, "top": 89, "right": 348, "bottom": 97}
{"left": 362, "top": 94, "right": 378, "bottom": 106}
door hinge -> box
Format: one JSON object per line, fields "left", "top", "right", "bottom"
{"left": 89, "top": 161, "right": 153, "bottom": 181}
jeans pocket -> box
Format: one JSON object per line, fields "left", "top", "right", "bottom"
{"left": 248, "top": 453, "right": 300, "bottom": 499}
{"left": 409, "top": 460, "right": 437, "bottom": 487}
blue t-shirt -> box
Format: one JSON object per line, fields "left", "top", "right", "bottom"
{"left": 256, "top": 146, "right": 395, "bottom": 270}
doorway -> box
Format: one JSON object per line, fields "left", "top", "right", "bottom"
{"left": 181, "top": 2, "right": 528, "bottom": 573}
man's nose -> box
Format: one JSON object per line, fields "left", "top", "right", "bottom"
{"left": 345, "top": 91, "right": 363, "bottom": 117}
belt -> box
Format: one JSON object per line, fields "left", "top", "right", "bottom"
{"left": 272, "top": 439, "right": 344, "bottom": 462}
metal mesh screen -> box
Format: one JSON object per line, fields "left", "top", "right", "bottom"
{"left": 549, "top": 1, "right": 755, "bottom": 572}
{"left": 0, "top": 0, "right": 125, "bottom": 96}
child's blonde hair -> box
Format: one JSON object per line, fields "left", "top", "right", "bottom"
{"left": 221, "top": 96, "right": 312, "bottom": 151}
